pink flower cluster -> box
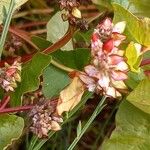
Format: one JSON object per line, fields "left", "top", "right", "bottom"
{"left": 79, "top": 18, "right": 128, "bottom": 98}
{"left": 0, "top": 58, "right": 21, "bottom": 91}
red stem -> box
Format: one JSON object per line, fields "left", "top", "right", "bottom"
{"left": 0, "top": 26, "right": 75, "bottom": 67}
{"left": 140, "top": 59, "right": 150, "bottom": 66}
{"left": 17, "top": 21, "right": 47, "bottom": 29}
{"left": 144, "top": 70, "right": 150, "bottom": 76}
{"left": 0, "top": 96, "right": 10, "bottom": 110}
{"left": 0, "top": 105, "right": 33, "bottom": 114}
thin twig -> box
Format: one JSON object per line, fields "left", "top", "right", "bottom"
{"left": 140, "top": 59, "right": 150, "bottom": 66}
{"left": 51, "top": 59, "right": 75, "bottom": 72}
{"left": 0, "top": 96, "right": 10, "bottom": 110}
{"left": 17, "top": 21, "right": 47, "bottom": 29}
{"left": 30, "top": 29, "right": 47, "bottom": 35}
{"left": 13, "top": 8, "right": 54, "bottom": 18}
{"left": 0, "top": 105, "right": 33, "bottom": 114}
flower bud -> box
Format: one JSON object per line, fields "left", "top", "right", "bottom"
{"left": 14, "top": 73, "right": 21, "bottom": 82}
{"left": 72, "top": 7, "right": 81, "bottom": 18}
{"left": 103, "top": 38, "right": 114, "bottom": 53}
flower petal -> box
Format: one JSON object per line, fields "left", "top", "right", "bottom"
{"left": 134, "top": 43, "right": 142, "bottom": 57}
{"left": 112, "top": 33, "right": 126, "bottom": 46}
{"left": 111, "top": 70, "right": 128, "bottom": 80}
{"left": 113, "top": 21, "right": 126, "bottom": 33}
{"left": 106, "top": 87, "right": 122, "bottom": 98}
{"left": 108, "top": 55, "right": 124, "bottom": 65}
{"left": 112, "top": 80, "right": 127, "bottom": 89}
{"left": 84, "top": 65, "right": 99, "bottom": 77}
{"left": 98, "top": 74, "right": 110, "bottom": 89}
{"left": 79, "top": 74, "right": 95, "bottom": 85}
{"left": 103, "top": 38, "right": 114, "bottom": 53}
{"left": 115, "top": 61, "right": 128, "bottom": 71}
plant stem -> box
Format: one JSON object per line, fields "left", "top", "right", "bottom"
{"left": 0, "top": 0, "right": 15, "bottom": 59}
{"left": 0, "top": 96, "right": 10, "bottom": 110}
{"left": 0, "top": 105, "right": 33, "bottom": 114}
{"left": 67, "top": 96, "right": 107, "bottom": 150}
{"left": 51, "top": 59, "right": 75, "bottom": 72}
{"left": 92, "top": 101, "right": 119, "bottom": 150}
{"left": 140, "top": 59, "right": 150, "bottom": 66}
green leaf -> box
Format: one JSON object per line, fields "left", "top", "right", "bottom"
{"left": 102, "top": 100, "right": 150, "bottom": 150}
{"left": 125, "top": 71, "right": 145, "bottom": 89}
{"left": 11, "top": 52, "right": 51, "bottom": 106}
{"left": 77, "top": 121, "right": 82, "bottom": 137}
{"left": 42, "top": 64, "right": 70, "bottom": 98}
{"left": 0, "top": 0, "right": 28, "bottom": 24}
{"left": 125, "top": 42, "right": 141, "bottom": 72}
{"left": 74, "top": 29, "right": 93, "bottom": 45}
{"left": 143, "top": 50, "right": 150, "bottom": 59}
{"left": 47, "top": 11, "right": 73, "bottom": 51}
{"left": 112, "top": 0, "right": 150, "bottom": 18}
{"left": 0, "top": 114, "right": 24, "bottom": 150}
{"left": 52, "top": 48, "right": 91, "bottom": 70}
{"left": 113, "top": 3, "right": 150, "bottom": 47}
{"left": 31, "top": 36, "right": 51, "bottom": 50}
{"left": 127, "top": 78, "right": 150, "bottom": 114}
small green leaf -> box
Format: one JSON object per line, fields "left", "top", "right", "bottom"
{"left": 74, "top": 29, "right": 93, "bottom": 45}
{"left": 143, "top": 50, "right": 150, "bottom": 59}
{"left": 0, "top": 114, "right": 24, "bottom": 150}
{"left": 127, "top": 78, "right": 150, "bottom": 114}
{"left": 113, "top": 3, "right": 150, "bottom": 47}
{"left": 102, "top": 100, "right": 150, "bottom": 150}
{"left": 0, "top": 0, "right": 28, "bottom": 24}
{"left": 77, "top": 121, "right": 82, "bottom": 137}
{"left": 125, "top": 71, "right": 145, "bottom": 89}
{"left": 125, "top": 42, "right": 141, "bottom": 72}
{"left": 42, "top": 64, "right": 70, "bottom": 98}
{"left": 47, "top": 11, "right": 73, "bottom": 51}
{"left": 11, "top": 52, "right": 51, "bottom": 106}
{"left": 52, "top": 48, "right": 91, "bottom": 70}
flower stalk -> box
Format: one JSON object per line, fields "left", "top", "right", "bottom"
{"left": 67, "top": 96, "right": 107, "bottom": 150}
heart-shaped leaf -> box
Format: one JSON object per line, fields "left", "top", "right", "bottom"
{"left": 47, "top": 11, "right": 73, "bottom": 51}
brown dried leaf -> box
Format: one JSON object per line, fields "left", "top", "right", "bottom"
{"left": 57, "top": 77, "right": 85, "bottom": 115}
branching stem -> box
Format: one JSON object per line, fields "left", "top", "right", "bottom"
{"left": 0, "top": 105, "right": 33, "bottom": 114}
